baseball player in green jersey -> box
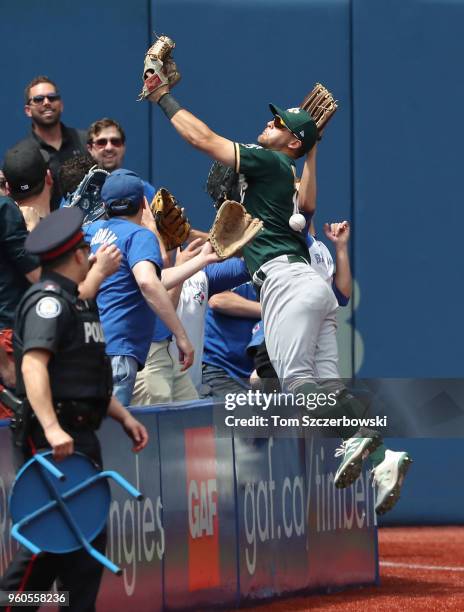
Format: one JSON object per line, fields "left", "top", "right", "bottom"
{"left": 143, "top": 77, "right": 411, "bottom": 514}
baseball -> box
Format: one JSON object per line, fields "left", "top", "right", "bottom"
{"left": 289, "top": 213, "right": 306, "bottom": 232}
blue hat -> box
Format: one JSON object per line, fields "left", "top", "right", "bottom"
{"left": 101, "top": 168, "right": 144, "bottom": 216}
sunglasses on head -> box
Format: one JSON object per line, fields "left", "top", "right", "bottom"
{"left": 28, "top": 93, "right": 61, "bottom": 105}
{"left": 91, "top": 137, "right": 123, "bottom": 148}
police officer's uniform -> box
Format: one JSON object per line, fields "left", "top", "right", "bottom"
{"left": 0, "top": 208, "right": 112, "bottom": 612}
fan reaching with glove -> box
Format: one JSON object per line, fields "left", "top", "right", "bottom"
{"left": 150, "top": 187, "right": 262, "bottom": 258}
{"left": 208, "top": 200, "right": 264, "bottom": 259}
{"left": 150, "top": 188, "right": 191, "bottom": 251}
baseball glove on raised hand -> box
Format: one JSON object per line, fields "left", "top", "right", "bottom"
{"left": 300, "top": 83, "right": 338, "bottom": 136}
{"left": 138, "top": 34, "right": 181, "bottom": 101}
{"left": 209, "top": 200, "right": 263, "bottom": 259}
{"left": 62, "top": 165, "right": 109, "bottom": 225}
{"left": 150, "top": 188, "right": 191, "bottom": 250}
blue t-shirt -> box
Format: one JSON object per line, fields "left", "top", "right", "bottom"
{"left": 84, "top": 218, "right": 162, "bottom": 366}
{"left": 203, "top": 282, "right": 259, "bottom": 381}
{"left": 152, "top": 257, "right": 250, "bottom": 342}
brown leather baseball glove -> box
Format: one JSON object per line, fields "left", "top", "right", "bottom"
{"left": 300, "top": 83, "right": 338, "bottom": 136}
{"left": 150, "top": 188, "right": 191, "bottom": 250}
{"left": 138, "top": 34, "right": 181, "bottom": 101}
{"left": 209, "top": 200, "right": 263, "bottom": 259}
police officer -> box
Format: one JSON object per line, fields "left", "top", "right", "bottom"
{"left": 0, "top": 207, "right": 148, "bottom": 612}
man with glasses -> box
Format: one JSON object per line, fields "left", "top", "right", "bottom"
{"left": 87, "top": 118, "right": 156, "bottom": 202}
{"left": 16, "top": 75, "right": 87, "bottom": 210}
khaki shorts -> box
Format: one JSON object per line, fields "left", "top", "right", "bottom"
{"left": 131, "top": 340, "right": 198, "bottom": 406}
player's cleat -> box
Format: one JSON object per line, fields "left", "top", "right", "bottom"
{"left": 372, "top": 449, "right": 412, "bottom": 515}
{"left": 334, "top": 430, "right": 382, "bottom": 489}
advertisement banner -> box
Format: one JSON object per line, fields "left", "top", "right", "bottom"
{"left": 98, "top": 413, "right": 163, "bottom": 611}
{"left": 235, "top": 435, "right": 310, "bottom": 598}
{"left": 0, "top": 403, "right": 380, "bottom": 611}
{"left": 235, "top": 433, "right": 377, "bottom": 601}
{"left": 305, "top": 437, "right": 377, "bottom": 588}
{"left": 159, "top": 403, "right": 238, "bottom": 610}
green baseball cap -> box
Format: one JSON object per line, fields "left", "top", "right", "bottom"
{"left": 269, "top": 104, "right": 318, "bottom": 153}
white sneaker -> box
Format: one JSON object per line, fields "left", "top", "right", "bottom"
{"left": 334, "top": 432, "right": 381, "bottom": 489}
{"left": 372, "top": 449, "right": 412, "bottom": 515}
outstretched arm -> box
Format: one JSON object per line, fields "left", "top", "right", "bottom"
{"left": 148, "top": 84, "right": 235, "bottom": 167}
{"left": 297, "top": 144, "right": 318, "bottom": 214}
{"left": 208, "top": 291, "right": 261, "bottom": 318}
{"left": 323, "top": 221, "right": 352, "bottom": 300}
{"left": 170, "top": 109, "right": 236, "bottom": 166}
{"left": 160, "top": 241, "right": 219, "bottom": 289}
{"left": 132, "top": 261, "right": 194, "bottom": 370}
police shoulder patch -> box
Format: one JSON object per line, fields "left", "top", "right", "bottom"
{"left": 36, "top": 296, "right": 62, "bottom": 319}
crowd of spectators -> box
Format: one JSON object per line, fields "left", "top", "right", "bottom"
{"left": 0, "top": 75, "right": 278, "bottom": 416}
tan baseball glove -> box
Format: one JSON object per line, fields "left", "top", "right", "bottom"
{"left": 300, "top": 83, "right": 338, "bottom": 135}
{"left": 138, "top": 34, "right": 181, "bottom": 101}
{"left": 150, "top": 188, "right": 191, "bottom": 250}
{"left": 209, "top": 200, "right": 264, "bottom": 259}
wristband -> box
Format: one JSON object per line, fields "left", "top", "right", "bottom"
{"left": 158, "top": 93, "right": 182, "bottom": 120}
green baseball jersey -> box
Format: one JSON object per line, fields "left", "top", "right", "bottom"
{"left": 235, "top": 143, "right": 309, "bottom": 276}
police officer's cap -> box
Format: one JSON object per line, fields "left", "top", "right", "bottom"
{"left": 26, "top": 207, "right": 86, "bottom": 262}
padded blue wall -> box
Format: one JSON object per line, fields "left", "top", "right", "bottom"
{"left": 352, "top": 0, "right": 464, "bottom": 376}
{"left": 149, "top": 0, "right": 352, "bottom": 233}
{"left": 0, "top": 1, "right": 152, "bottom": 184}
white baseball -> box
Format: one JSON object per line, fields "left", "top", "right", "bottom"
{"left": 289, "top": 213, "right": 306, "bottom": 232}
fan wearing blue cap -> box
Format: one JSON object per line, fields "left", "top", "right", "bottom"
{"left": 84, "top": 168, "right": 220, "bottom": 405}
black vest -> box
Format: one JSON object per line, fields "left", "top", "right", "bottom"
{"left": 14, "top": 281, "right": 113, "bottom": 402}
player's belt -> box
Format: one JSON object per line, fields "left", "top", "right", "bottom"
{"left": 287, "top": 254, "right": 311, "bottom": 266}
{"left": 252, "top": 254, "right": 311, "bottom": 289}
